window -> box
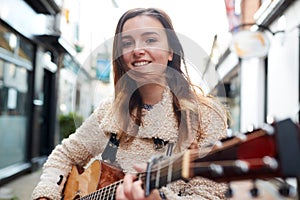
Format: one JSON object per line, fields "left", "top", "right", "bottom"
{"left": 0, "top": 23, "right": 33, "bottom": 169}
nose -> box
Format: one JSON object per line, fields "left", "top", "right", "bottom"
{"left": 133, "top": 43, "right": 145, "bottom": 56}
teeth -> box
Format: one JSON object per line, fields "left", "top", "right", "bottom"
{"left": 133, "top": 61, "right": 149, "bottom": 67}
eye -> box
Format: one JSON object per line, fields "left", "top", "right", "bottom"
{"left": 121, "top": 40, "right": 134, "bottom": 48}
{"left": 145, "top": 37, "right": 158, "bottom": 44}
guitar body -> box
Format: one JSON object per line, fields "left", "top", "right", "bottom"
{"left": 62, "top": 160, "right": 124, "bottom": 200}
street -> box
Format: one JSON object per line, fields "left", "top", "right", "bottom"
{"left": 0, "top": 168, "right": 42, "bottom": 200}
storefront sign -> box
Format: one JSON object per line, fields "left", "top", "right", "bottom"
{"left": 230, "top": 30, "right": 270, "bottom": 59}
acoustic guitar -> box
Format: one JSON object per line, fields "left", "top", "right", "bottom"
{"left": 62, "top": 118, "right": 300, "bottom": 199}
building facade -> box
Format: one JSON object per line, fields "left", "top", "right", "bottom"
{"left": 0, "top": 0, "right": 93, "bottom": 184}
{"left": 217, "top": 0, "right": 299, "bottom": 134}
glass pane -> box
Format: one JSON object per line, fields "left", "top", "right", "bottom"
{"left": 0, "top": 60, "right": 3, "bottom": 111}
{"left": 0, "top": 25, "right": 18, "bottom": 53}
{"left": 0, "top": 59, "right": 28, "bottom": 168}
{"left": 0, "top": 24, "right": 34, "bottom": 64}
{"left": 0, "top": 114, "right": 26, "bottom": 168}
{"left": 19, "top": 37, "right": 34, "bottom": 62}
{"left": 0, "top": 59, "right": 3, "bottom": 80}
{"left": 227, "top": 75, "right": 241, "bottom": 133}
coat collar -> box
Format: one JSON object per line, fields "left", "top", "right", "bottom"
{"left": 99, "top": 87, "right": 179, "bottom": 143}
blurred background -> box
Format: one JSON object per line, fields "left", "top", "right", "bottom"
{"left": 0, "top": 0, "right": 299, "bottom": 199}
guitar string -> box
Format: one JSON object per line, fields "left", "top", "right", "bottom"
{"left": 78, "top": 155, "right": 184, "bottom": 199}
{"left": 80, "top": 179, "right": 123, "bottom": 200}
{"left": 100, "top": 180, "right": 123, "bottom": 200}
{"left": 79, "top": 130, "right": 274, "bottom": 199}
{"left": 101, "top": 180, "right": 122, "bottom": 200}
{"left": 187, "top": 130, "right": 271, "bottom": 165}
{"left": 192, "top": 158, "right": 277, "bottom": 168}
{"left": 77, "top": 157, "right": 214, "bottom": 200}
{"left": 79, "top": 165, "right": 183, "bottom": 200}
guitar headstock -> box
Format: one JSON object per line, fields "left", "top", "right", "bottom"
{"left": 144, "top": 118, "right": 300, "bottom": 197}
{"left": 183, "top": 118, "right": 300, "bottom": 182}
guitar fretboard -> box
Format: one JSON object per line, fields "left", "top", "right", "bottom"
{"left": 80, "top": 180, "right": 123, "bottom": 200}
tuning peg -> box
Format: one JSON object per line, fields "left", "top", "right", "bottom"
{"left": 209, "top": 163, "right": 223, "bottom": 176}
{"left": 249, "top": 180, "right": 259, "bottom": 197}
{"left": 266, "top": 115, "right": 275, "bottom": 124}
{"left": 263, "top": 156, "right": 278, "bottom": 170}
{"left": 234, "top": 160, "right": 249, "bottom": 173}
{"left": 236, "top": 134, "right": 247, "bottom": 141}
{"left": 261, "top": 123, "right": 275, "bottom": 135}
{"left": 246, "top": 124, "right": 255, "bottom": 132}
{"left": 224, "top": 183, "right": 233, "bottom": 198}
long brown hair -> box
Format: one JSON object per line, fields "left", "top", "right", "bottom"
{"left": 111, "top": 8, "right": 226, "bottom": 150}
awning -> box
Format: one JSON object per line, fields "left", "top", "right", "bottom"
{"left": 24, "top": 0, "right": 60, "bottom": 15}
{"left": 34, "top": 35, "right": 77, "bottom": 56}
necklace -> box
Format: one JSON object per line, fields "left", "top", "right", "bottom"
{"left": 142, "top": 104, "right": 153, "bottom": 111}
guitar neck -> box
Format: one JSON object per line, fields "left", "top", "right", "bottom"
{"left": 143, "top": 120, "right": 293, "bottom": 192}
{"left": 79, "top": 179, "right": 123, "bottom": 200}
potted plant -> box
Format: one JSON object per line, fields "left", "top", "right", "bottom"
{"left": 58, "top": 112, "right": 83, "bottom": 139}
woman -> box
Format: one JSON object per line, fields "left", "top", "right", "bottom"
{"left": 32, "top": 8, "right": 228, "bottom": 200}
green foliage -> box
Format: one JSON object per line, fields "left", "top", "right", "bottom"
{"left": 59, "top": 112, "right": 83, "bottom": 139}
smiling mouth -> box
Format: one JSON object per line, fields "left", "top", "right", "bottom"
{"left": 132, "top": 61, "right": 151, "bottom": 67}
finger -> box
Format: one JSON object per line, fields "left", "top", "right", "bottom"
{"left": 148, "top": 189, "right": 162, "bottom": 200}
{"left": 123, "top": 174, "right": 136, "bottom": 199}
{"left": 133, "top": 163, "right": 147, "bottom": 172}
{"left": 116, "top": 184, "right": 127, "bottom": 200}
{"left": 131, "top": 180, "right": 146, "bottom": 199}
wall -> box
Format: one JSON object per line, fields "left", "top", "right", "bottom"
{"left": 267, "top": 0, "right": 299, "bottom": 122}
{"left": 240, "top": 58, "right": 266, "bottom": 131}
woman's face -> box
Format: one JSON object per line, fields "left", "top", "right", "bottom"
{"left": 120, "top": 15, "right": 173, "bottom": 84}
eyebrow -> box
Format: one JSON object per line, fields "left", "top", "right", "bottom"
{"left": 121, "top": 31, "right": 160, "bottom": 40}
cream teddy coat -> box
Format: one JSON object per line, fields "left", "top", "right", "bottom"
{"left": 32, "top": 87, "right": 228, "bottom": 200}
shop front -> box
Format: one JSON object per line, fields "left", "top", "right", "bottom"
{"left": 0, "top": 23, "right": 34, "bottom": 174}
{"left": 0, "top": 0, "right": 69, "bottom": 185}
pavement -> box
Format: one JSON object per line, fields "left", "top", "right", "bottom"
{"left": 0, "top": 168, "right": 42, "bottom": 200}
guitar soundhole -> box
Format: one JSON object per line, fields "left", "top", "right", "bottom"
{"left": 73, "top": 190, "right": 81, "bottom": 200}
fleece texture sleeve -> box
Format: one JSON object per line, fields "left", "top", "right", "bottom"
{"left": 31, "top": 100, "right": 111, "bottom": 200}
